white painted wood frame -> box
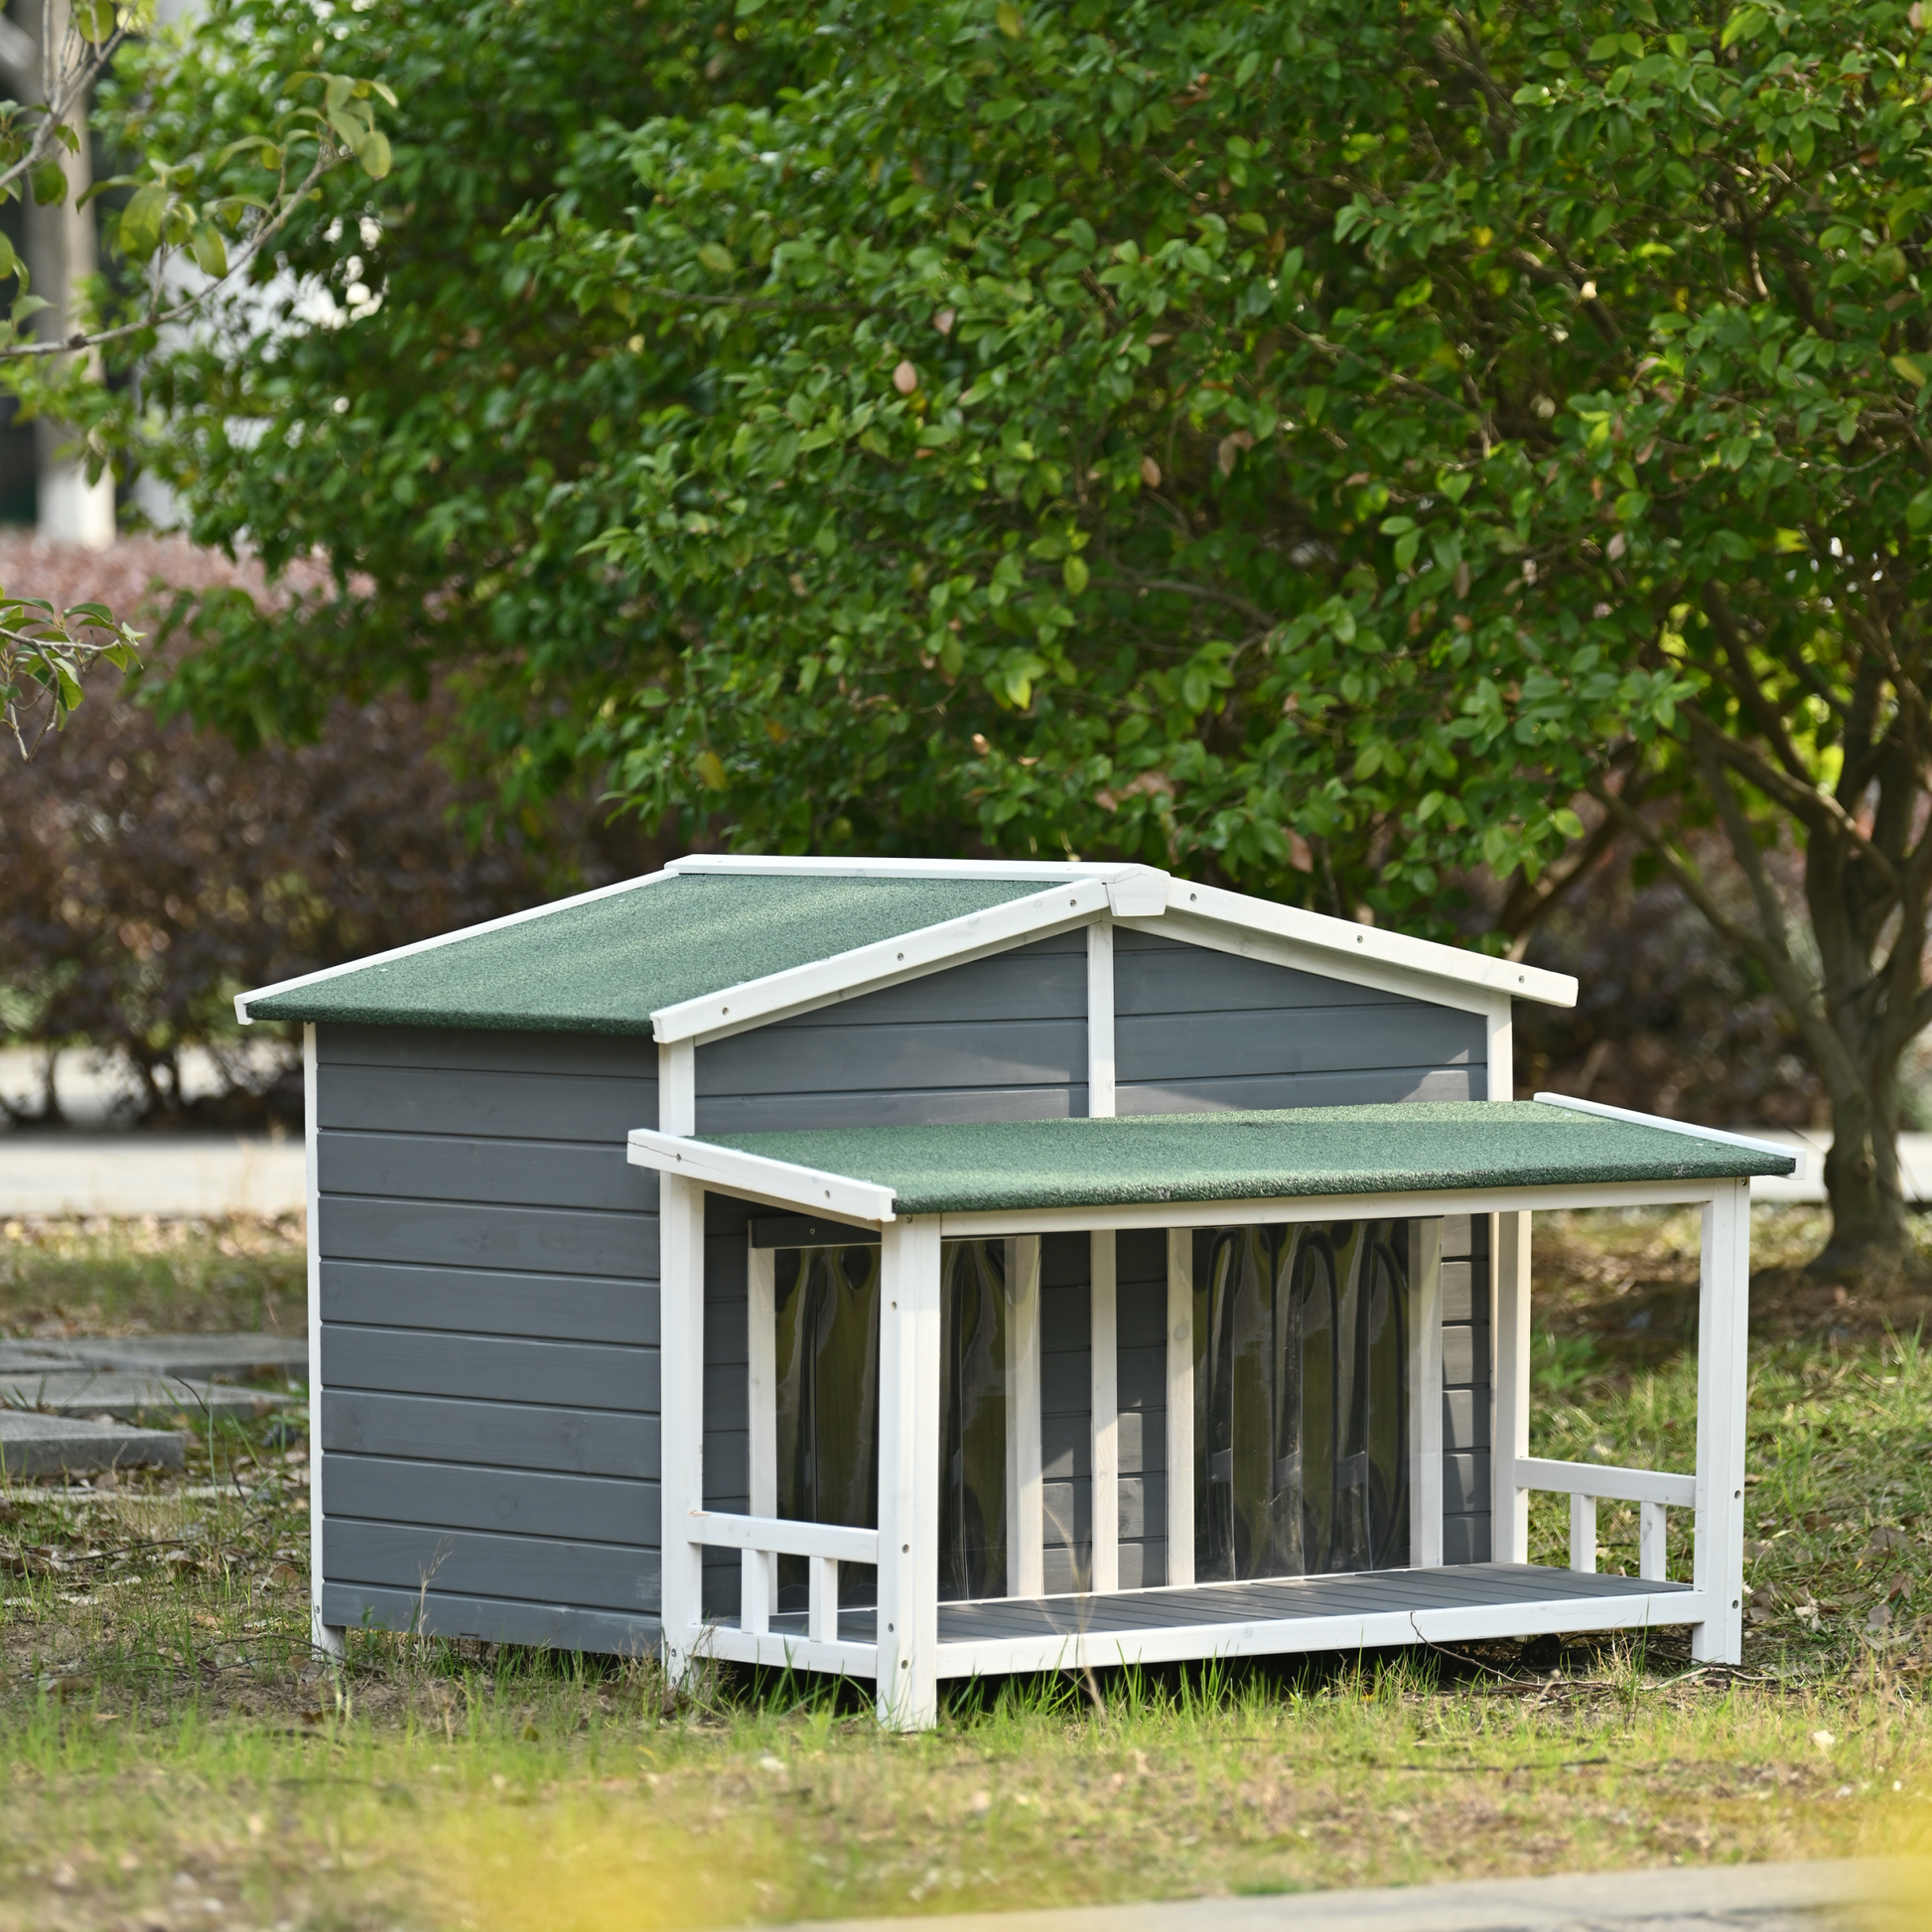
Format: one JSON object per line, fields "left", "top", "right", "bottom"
{"left": 657, "top": 1169, "right": 706, "bottom": 1684}
{"left": 303, "top": 1025, "right": 345, "bottom": 1661}
{"left": 1406, "top": 1218, "right": 1444, "bottom": 1569}
{"left": 1640, "top": 1502, "right": 1670, "bottom": 1583}
{"left": 876, "top": 1216, "right": 944, "bottom": 1729}
{"left": 745, "top": 1245, "right": 777, "bottom": 1636}
{"left": 1569, "top": 1494, "right": 1596, "bottom": 1574}
{"left": 1086, "top": 918, "right": 1116, "bottom": 1120}
{"left": 1492, "top": 1211, "right": 1532, "bottom": 1564}
{"left": 1691, "top": 1178, "right": 1750, "bottom": 1663}
{"left": 1090, "top": 1230, "right": 1119, "bottom": 1594}
{"left": 1005, "top": 1237, "right": 1043, "bottom": 1598}
{"left": 1165, "top": 1228, "right": 1194, "bottom": 1588}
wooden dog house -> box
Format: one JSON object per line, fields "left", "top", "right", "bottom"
{"left": 239, "top": 857, "right": 1792, "bottom": 1726}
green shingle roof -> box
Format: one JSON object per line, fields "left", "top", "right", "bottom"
{"left": 700, "top": 1102, "right": 1793, "bottom": 1215}
{"left": 243, "top": 873, "right": 1046, "bottom": 1035}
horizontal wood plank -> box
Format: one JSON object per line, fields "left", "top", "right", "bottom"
{"left": 323, "top": 1518, "right": 658, "bottom": 1613}
{"left": 321, "top": 1581, "right": 659, "bottom": 1654}
{"left": 319, "top": 1196, "right": 656, "bottom": 1280}
{"left": 321, "top": 1389, "right": 656, "bottom": 1478}
{"left": 322, "top": 1323, "right": 658, "bottom": 1413}
{"left": 322, "top": 1453, "right": 655, "bottom": 1546}
{"left": 320, "top": 1260, "right": 656, "bottom": 1346}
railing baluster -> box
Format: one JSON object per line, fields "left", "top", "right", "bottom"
{"left": 1639, "top": 1500, "right": 1668, "bottom": 1582}
{"left": 742, "top": 1547, "right": 771, "bottom": 1635}
{"left": 808, "top": 1556, "right": 839, "bottom": 1642}
{"left": 1569, "top": 1493, "right": 1596, "bottom": 1574}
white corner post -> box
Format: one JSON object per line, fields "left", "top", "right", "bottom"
{"left": 1406, "top": 1218, "right": 1444, "bottom": 1569}
{"left": 1086, "top": 917, "right": 1116, "bottom": 1120}
{"left": 1090, "top": 1229, "right": 1119, "bottom": 1594}
{"left": 1005, "top": 1236, "right": 1043, "bottom": 1598}
{"left": 304, "top": 1024, "right": 345, "bottom": 1661}
{"left": 1692, "top": 1178, "right": 1750, "bottom": 1663}
{"left": 1165, "top": 1227, "right": 1194, "bottom": 1587}
{"left": 745, "top": 1243, "right": 777, "bottom": 1635}
{"left": 1491, "top": 1211, "right": 1531, "bottom": 1564}
{"left": 657, "top": 1039, "right": 704, "bottom": 1681}
{"left": 877, "top": 1214, "right": 943, "bottom": 1729}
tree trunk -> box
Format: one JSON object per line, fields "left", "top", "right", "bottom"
{"left": 1816, "top": 1071, "right": 1910, "bottom": 1275}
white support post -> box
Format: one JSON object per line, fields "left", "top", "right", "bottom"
{"left": 1492, "top": 1211, "right": 1531, "bottom": 1564}
{"left": 1005, "top": 1236, "right": 1043, "bottom": 1599}
{"left": 877, "top": 1215, "right": 943, "bottom": 1729}
{"left": 1691, "top": 1178, "right": 1750, "bottom": 1663}
{"left": 744, "top": 1244, "right": 777, "bottom": 1635}
{"left": 1086, "top": 919, "right": 1116, "bottom": 1120}
{"left": 808, "top": 1557, "right": 839, "bottom": 1642}
{"left": 1569, "top": 1493, "right": 1596, "bottom": 1574}
{"left": 658, "top": 1038, "right": 696, "bottom": 1137}
{"left": 1165, "top": 1228, "right": 1194, "bottom": 1588}
{"left": 1640, "top": 1500, "right": 1669, "bottom": 1583}
{"left": 304, "top": 1025, "right": 345, "bottom": 1662}
{"left": 1090, "top": 1229, "right": 1119, "bottom": 1594}
{"left": 1407, "top": 1218, "right": 1444, "bottom": 1569}
{"left": 658, "top": 1166, "right": 707, "bottom": 1684}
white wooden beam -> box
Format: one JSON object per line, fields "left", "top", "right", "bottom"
{"left": 658, "top": 1039, "right": 695, "bottom": 1138}
{"left": 1532, "top": 1092, "right": 1800, "bottom": 1167}
{"left": 1086, "top": 919, "right": 1116, "bottom": 1120}
{"left": 687, "top": 1510, "right": 879, "bottom": 1563}
{"left": 652, "top": 879, "right": 1114, "bottom": 1046}
{"left": 1165, "top": 1229, "right": 1194, "bottom": 1588}
{"left": 1485, "top": 997, "right": 1514, "bottom": 1102}
{"left": 744, "top": 1245, "right": 777, "bottom": 1635}
{"left": 876, "top": 1216, "right": 943, "bottom": 1729}
{"left": 658, "top": 1172, "right": 707, "bottom": 1684}
{"left": 628, "top": 1128, "right": 895, "bottom": 1225}
{"left": 930, "top": 1587, "right": 1706, "bottom": 1680}
{"left": 1691, "top": 1178, "right": 1750, "bottom": 1664}
{"left": 1640, "top": 1501, "right": 1670, "bottom": 1583}
{"left": 1407, "top": 1218, "right": 1444, "bottom": 1569}
{"left": 1090, "top": 1229, "right": 1119, "bottom": 1594}
{"left": 1569, "top": 1493, "right": 1597, "bottom": 1575}
{"left": 304, "top": 1025, "right": 345, "bottom": 1661}
{"left": 1005, "top": 1236, "right": 1043, "bottom": 1598}
{"left": 1517, "top": 1456, "right": 1695, "bottom": 1509}
{"left": 1492, "top": 1211, "right": 1531, "bottom": 1565}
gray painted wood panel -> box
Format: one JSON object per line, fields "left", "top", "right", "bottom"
{"left": 319, "top": 1196, "right": 657, "bottom": 1280}
{"left": 321, "top": 1260, "right": 656, "bottom": 1346}
{"left": 322, "top": 1454, "right": 655, "bottom": 1546}
{"left": 700, "top": 1019, "right": 1085, "bottom": 1098}
{"left": 321, "top": 1025, "right": 659, "bottom": 1079}
{"left": 320, "top": 1131, "right": 656, "bottom": 1213}
{"left": 322, "top": 1581, "right": 657, "bottom": 1655}
{"left": 1118, "top": 1065, "right": 1482, "bottom": 1114}
{"left": 322, "top": 1324, "right": 658, "bottom": 1413}
{"left": 1114, "top": 931, "right": 1486, "bottom": 1116}
{"left": 321, "top": 1389, "right": 656, "bottom": 1478}
{"left": 698, "top": 1085, "right": 1088, "bottom": 1133}
{"left": 321, "top": 1064, "right": 658, "bottom": 1144}
{"left": 324, "top": 1518, "right": 658, "bottom": 1612}
{"left": 1114, "top": 932, "right": 1409, "bottom": 1015}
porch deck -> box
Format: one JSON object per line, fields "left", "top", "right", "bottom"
{"left": 726, "top": 1563, "right": 1700, "bottom": 1680}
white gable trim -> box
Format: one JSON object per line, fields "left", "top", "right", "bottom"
{"left": 648, "top": 877, "right": 1114, "bottom": 1046}
{"left": 1166, "top": 879, "right": 1577, "bottom": 1010}
{"left": 230, "top": 869, "right": 675, "bottom": 1027}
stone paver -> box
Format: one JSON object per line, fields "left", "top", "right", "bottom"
{"left": 0, "top": 1410, "right": 186, "bottom": 1476}
{"left": 790, "top": 1859, "right": 1918, "bottom": 1932}
{"left": 0, "top": 1334, "right": 308, "bottom": 1382}
{"left": 0, "top": 1370, "right": 292, "bottom": 1423}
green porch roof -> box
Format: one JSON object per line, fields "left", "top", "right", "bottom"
{"left": 243, "top": 873, "right": 1045, "bottom": 1035}
{"left": 700, "top": 1102, "right": 1794, "bottom": 1215}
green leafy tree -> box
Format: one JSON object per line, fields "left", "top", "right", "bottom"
{"left": 140, "top": 0, "right": 1932, "bottom": 1272}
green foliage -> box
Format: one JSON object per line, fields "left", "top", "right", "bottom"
{"left": 134, "top": 0, "right": 1932, "bottom": 948}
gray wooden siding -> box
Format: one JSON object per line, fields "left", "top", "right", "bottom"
{"left": 315, "top": 1024, "right": 660, "bottom": 1656}
{"left": 1113, "top": 929, "right": 1485, "bottom": 1113}
{"left": 695, "top": 932, "right": 1088, "bottom": 1133}
{"left": 1439, "top": 1213, "right": 1493, "bottom": 1565}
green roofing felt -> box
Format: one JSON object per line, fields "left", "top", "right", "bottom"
{"left": 700, "top": 1102, "right": 1795, "bottom": 1215}
{"left": 244, "top": 873, "right": 1048, "bottom": 1035}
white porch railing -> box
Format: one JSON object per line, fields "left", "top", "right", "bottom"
{"left": 686, "top": 1509, "right": 880, "bottom": 1643}
{"left": 1514, "top": 1456, "right": 1694, "bottom": 1582}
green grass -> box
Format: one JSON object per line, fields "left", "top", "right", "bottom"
{"left": 0, "top": 1208, "right": 1929, "bottom": 1930}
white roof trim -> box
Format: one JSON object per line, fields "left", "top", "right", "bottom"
{"left": 1170, "top": 880, "right": 1578, "bottom": 1010}
{"left": 649, "top": 876, "right": 1115, "bottom": 1045}
{"left": 1533, "top": 1093, "right": 1801, "bottom": 1172}
{"left": 231, "top": 869, "right": 675, "bottom": 1027}
{"left": 626, "top": 1127, "right": 897, "bottom": 1225}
